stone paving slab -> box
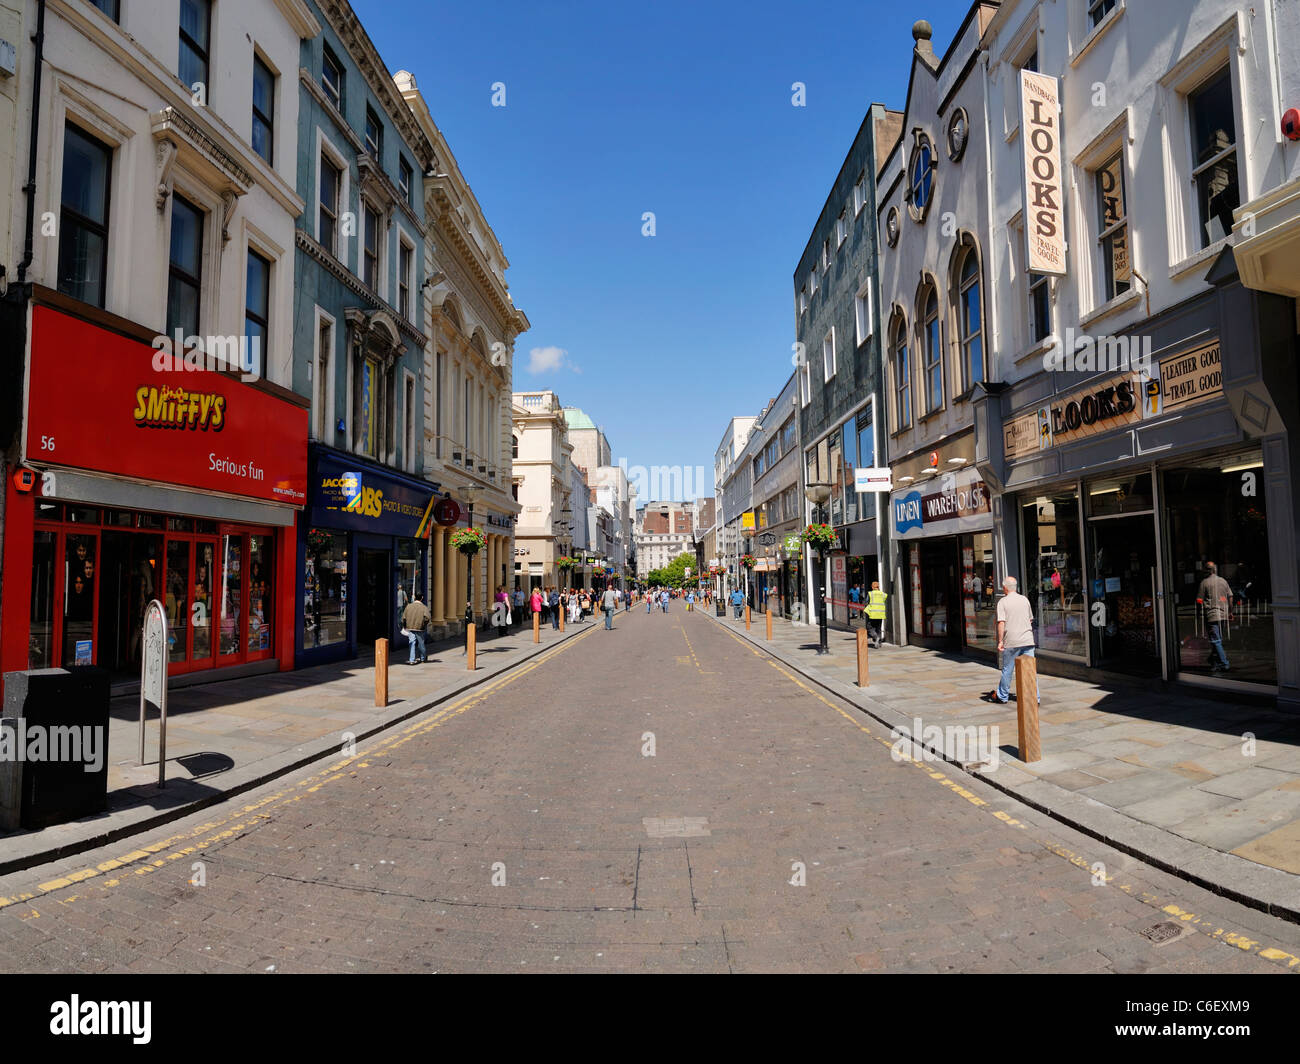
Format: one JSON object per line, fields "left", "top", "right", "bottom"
{"left": 703, "top": 608, "right": 1300, "bottom": 916}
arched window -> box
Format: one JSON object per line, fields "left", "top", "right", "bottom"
{"left": 907, "top": 135, "right": 935, "bottom": 222}
{"left": 511, "top": 434, "right": 519, "bottom": 459}
{"left": 954, "top": 243, "right": 984, "bottom": 388}
{"left": 891, "top": 312, "right": 911, "bottom": 431}
{"left": 918, "top": 282, "right": 942, "bottom": 412}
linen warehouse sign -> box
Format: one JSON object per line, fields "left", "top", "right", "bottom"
{"left": 1021, "top": 70, "right": 1065, "bottom": 276}
{"left": 1003, "top": 341, "right": 1224, "bottom": 461}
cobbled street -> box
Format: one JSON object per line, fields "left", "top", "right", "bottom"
{"left": 1, "top": 606, "right": 1298, "bottom": 974}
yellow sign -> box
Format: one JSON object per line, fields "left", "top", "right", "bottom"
{"left": 741, "top": 511, "right": 756, "bottom": 530}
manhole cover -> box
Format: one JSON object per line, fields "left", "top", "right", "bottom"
{"left": 1139, "top": 921, "right": 1186, "bottom": 945}
{"left": 643, "top": 816, "right": 710, "bottom": 838}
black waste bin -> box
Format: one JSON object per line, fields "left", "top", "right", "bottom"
{"left": 715, "top": 602, "right": 725, "bottom": 617}
{"left": 1, "top": 667, "right": 111, "bottom": 830}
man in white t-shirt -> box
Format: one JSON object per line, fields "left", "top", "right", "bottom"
{"left": 983, "top": 576, "right": 1039, "bottom": 705}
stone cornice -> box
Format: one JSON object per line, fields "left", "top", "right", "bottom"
{"left": 317, "top": 0, "right": 434, "bottom": 170}
{"left": 271, "top": 0, "right": 322, "bottom": 39}
{"left": 429, "top": 184, "right": 527, "bottom": 334}
{"left": 296, "top": 229, "right": 427, "bottom": 346}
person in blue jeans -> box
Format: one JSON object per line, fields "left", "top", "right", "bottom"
{"left": 983, "top": 576, "right": 1040, "bottom": 704}
{"left": 731, "top": 588, "right": 744, "bottom": 619}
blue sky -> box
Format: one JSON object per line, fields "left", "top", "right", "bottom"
{"left": 357, "top": 0, "right": 974, "bottom": 492}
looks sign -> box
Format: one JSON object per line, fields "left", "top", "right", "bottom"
{"left": 1021, "top": 70, "right": 1065, "bottom": 275}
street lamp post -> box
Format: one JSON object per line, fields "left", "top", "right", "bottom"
{"left": 459, "top": 485, "right": 485, "bottom": 632}
{"left": 805, "top": 481, "right": 832, "bottom": 656}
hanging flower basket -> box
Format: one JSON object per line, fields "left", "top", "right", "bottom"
{"left": 708, "top": 565, "right": 725, "bottom": 577}
{"left": 801, "top": 522, "right": 837, "bottom": 552}
{"left": 591, "top": 566, "right": 606, "bottom": 577}
{"left": 739, "top": 553, "right": 756, "bottom": 569}
{"left": 450, "top": 527, "right": 486, "bottom": 555}
{"left": 307, "top": 528, "right": 333, "bottom": 555}
{"left": 556, "top": 556, "right": 575, "bottom": 570}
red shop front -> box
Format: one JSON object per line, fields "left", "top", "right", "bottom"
{"left": 1, "top": 296, "right": 308, "bottom": 691}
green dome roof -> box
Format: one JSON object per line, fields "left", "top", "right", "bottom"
{"left": 562, "top": 407, "right": 596, "bottom": 430}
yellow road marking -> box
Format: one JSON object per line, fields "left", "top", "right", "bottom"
{"left": 708, "top": 613, "right": 1300, "bottom": 972}
{"left": 1, "top": 624, "right": 599, "bottom": 914}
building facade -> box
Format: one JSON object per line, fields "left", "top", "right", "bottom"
{"left": 973, "top": 0, "right": 1300, "bottom": 706}
{"left": 747, "top": 374, "right": 805, "bottom": 618}
{"left": 2, "top": 0, "right": 318, "bottom": 691}
{"left": 797, "top": 101, "right": 901, "bottom": 630}
{"left": 878, "top": 9, "right": 998, "bottom": 656}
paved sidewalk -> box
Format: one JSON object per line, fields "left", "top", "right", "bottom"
{"left": 702, "top": 607, "right": 1300, "bottom": 917}
{"left": 0, "top": 614, "right": 593, "bottom": 874}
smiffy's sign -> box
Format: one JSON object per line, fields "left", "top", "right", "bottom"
{"left": 25, "top": 305, "right": 307, "bottom": 505}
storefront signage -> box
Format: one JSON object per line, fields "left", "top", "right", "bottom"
{"left": 433, "top": 497, "right": 462, "bottom": 527}
{"left": 783, "top": 534, "right": 802, "bottom": 554}
{"left": 1020, "top": 70, "right": 1066, "bottom": 275}
{"left": 312, "top": 452, "right": 435, "bottom": 538}
{"left": 25, "top": 307, "right": 308, "bottom": 505}
{"left": 741, "top": 511, "right": 756, "bottom": 530}
{"left": 892, "top": 470, "right": 992, "bottom": 540}
{"left": 1005, "top": 341, "right": 1225, "bottom": 460}
{"left": 854, "top": 467, "right": 893, "bottom": 492}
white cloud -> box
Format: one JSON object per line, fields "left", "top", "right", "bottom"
{"left": 527, "top": 345, "right": 580, "bottom": 374}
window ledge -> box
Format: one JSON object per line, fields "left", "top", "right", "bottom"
{"left": 1014, "top": 333, "right": 1059, "bottom": 368}
{"left": 1169, "top": 237, "right": 1230, "bottom": 281}
{"left": 953, "top": 387, "right": 977, "bottom": 404}
{"left": 1079, "top": 287, "right": 1141, "bottom": 330}
{"left": 918, "top": 408, "right": 945, "bottom": 424}
{"left": 1070, "top": 1, "right": 1126, "bottom": 69}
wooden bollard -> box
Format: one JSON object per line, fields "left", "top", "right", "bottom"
{"left": 765, "top": 608, "right": 773, "bottom": 641}
{"left": 1015, "top": 654, "right": 1040, "bottom": 762}
{"left": 533, "top": 609, "right": 540, "bottom": 643}
{"left": 559, "top": 603, "right": 565, "bottom": 631}
{"left": 745, "top": 604, "right": 751, "bottom": 630}
{"left": 856, "top": 628, "right": 869, "bottom": 687}
{"left": 466, "top": 622, "right": 476, "bottom": 671}
{"left": 374, "top": 637, "right": 388, "bottom": 706}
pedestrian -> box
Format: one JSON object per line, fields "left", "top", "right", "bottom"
{"left": 530, "top": 585, "right": 544, "bottom": 623}
{"left": 983, "top": 576, "right": 1039, "bottom": 705}
{"left": 512, "top": 586, "right": 524, "bottom": 630}
{"left": 686, "top": 589, "right": 695, "bottom": 612}
{"left": 865, "top": 580, "right": 888, "bottom": 648}
{"left": 494, "top": 585, "right": 510, "bottom": 638}
{"left": 731, "top": 587, "right": 744, "bottom": 619}
{"left": 660, "top": 588, "right": 669, "bottom": 613}
{"left": 646, "top": 589, "right": 654, "bottom": 614}
{"left": 849, "top": 583, "right": 861, "bottom": 621}
{"left": 602, "top": 585, "right": 618, "bottom": 629}
{"left": 1198, "top": 561, "right": 1233, "bottom": 673}
{"left": 401, "top": 590, "right": 430, "bottom": 664}
{"left": 580, "top": 589, "right": 591, "bottom": 621}
{"left": 624, "top": 586, "right": 631, "bottom": 612}
{"left": 549, "top": 586, "right": 561, "bottom": 629}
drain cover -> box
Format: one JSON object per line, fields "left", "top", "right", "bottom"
{"left": 1139, "top": 921, "right": 1186, "bottom": 945}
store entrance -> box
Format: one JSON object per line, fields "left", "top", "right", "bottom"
{"left": 357, "top": 548, "right": 391, "bottom": 645}
{"left": 1087, "top": 515, "right": 1161, "bottom": 675}
{"left": 98, "top": 531, "right": 162, "bottom": 677}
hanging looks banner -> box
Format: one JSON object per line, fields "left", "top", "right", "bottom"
{"left": 1021, "top": 69, "right": 1066, "bottom": 276}
{"left": 24, "top": 305, "right": 308, "bottom": 505}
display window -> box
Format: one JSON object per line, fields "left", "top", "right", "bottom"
{"left": 1021, "top": 490, "right": 1086, "bottom": 658}
{"left": 30, "top": 502, "right": 275, "bottom": 677}
{"left": 304, "top": 529, "right": 348, "bottom": 649}
{"left": 960, "top": 532, "right": 996, "bottom": 654}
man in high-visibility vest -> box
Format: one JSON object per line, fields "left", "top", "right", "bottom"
{"left": 865, "top": 581, "right": 888, "bottom": 648}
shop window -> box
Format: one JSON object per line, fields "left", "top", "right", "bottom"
{"left": 165, "top": 539, "right": 191, "bottom": 664}
{"left": 306, "top": 529, "right": 348, "bottom": 648}
{"left": 59, "top": 124, "right": 112, "bottom": 308}
{"left": 62, "top": 535, "right": 98, "bottom": 667}
{"left": 1087, "top": 471, "right": 1151, "bottom": 516}
{"left": 247, "top": 535, "right": 273, "bottom": 653}
{"left": 960, "top": 532, "right": 997, "bottom": 654}
{"left": 1021, "top": 492, "right": 1086, "bottom": 657}
{"left": 219, "top": 534, "right": 244, "bottom": 658}
{"left": 193, "top": 541, "right": 215, "bottom": 660}
{"left": 1165, "top": 454, "right": 1274, "bottom": 684}
{"left": 31, "top": 531, "right": 57, "bottom": 669}
{"left": 168, "top": 517, "right": 194, "bottom": 532}
{"left": 891, "top": 314, "right": 911, "bottom": 430}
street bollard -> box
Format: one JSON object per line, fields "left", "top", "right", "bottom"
{"left": 745, "top": 605, "right": 751, "bottom": 631}
{"left": 466, "top": 623, "right": 476, "bottom": 671}
{"left": 559, "top": 604, "right": 565, "bottom": 632}
{"left": 766, "top": 608, "right": 773, "bottom": 641}
{"left": 375, "top": 637, "right": 388, "bottom": 707}
{"left": 533, "top": 610, "right": 540, "bottom": 644}
{"left": 1015, "top": 655, "right": 1040, "bottom": 762}
{"left": 856, "top": 628, "right": 869, "bottom": 687}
